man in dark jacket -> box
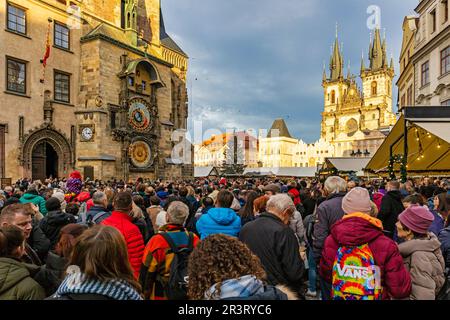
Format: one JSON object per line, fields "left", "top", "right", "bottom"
{"left": 312, "top": 176, "right": 347, "bottom": 264}
{"left": 377, "top": 181, "right": 404, "bottom": 239}
{"left": 239, "top": 194, "right": 305, "bottom": 298}
{"left": 40, "top": 197, "right": 77, "bottom": 249}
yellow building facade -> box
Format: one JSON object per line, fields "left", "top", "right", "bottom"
{"left": 0, "top": 0, "right": 191, "bottom": 182}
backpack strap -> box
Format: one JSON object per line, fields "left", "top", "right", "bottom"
{"left": 160, "top": 232, "right": 179, "bottom": 254}
{"left": 160, "top": 231, "right": 194, "bottom": 254}
{"left": 91, "top": 211, "right": 109, "bottom": 224}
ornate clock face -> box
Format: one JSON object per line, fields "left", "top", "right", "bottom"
{"left": 81, "top": 127, "right": 93, "bottom": 141}
{"left": 128, "top": 99, "right": 152, "bottom": 132}
{"left": 129, "top": 140, "right": 152, "bottom": 168}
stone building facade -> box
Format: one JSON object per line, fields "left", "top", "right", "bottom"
{"left": 0, "top": 0, "right": 192, "bottom": 182}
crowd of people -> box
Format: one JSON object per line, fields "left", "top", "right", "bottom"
{"left": 0, "top": 171, "right": 449, "bottom": 300}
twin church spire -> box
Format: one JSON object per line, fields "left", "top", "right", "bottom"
{"left": 324, "top": 24, "right": 394, "bottom": 82}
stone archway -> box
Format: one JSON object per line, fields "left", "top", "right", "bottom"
{"left": 19, "top": 124, "right": 74, "bottom": 179}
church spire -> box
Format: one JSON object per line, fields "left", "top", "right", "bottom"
{"left": 369, "top": 28, "right": 383, "bottom": 70}
{"left": 360, "top": 50, "right": 366, "bottom": 75}
{"left": 323, "top": 61, "right": 327, "bottom": 82}
{"left": 329, "top": 23, "right": 343, "bottom": 81}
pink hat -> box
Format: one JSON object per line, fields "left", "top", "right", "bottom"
{"left": 342, "top": 187, "right": 372, "bottom": 214}
{"left": 398, "top": 205, "right": 434, "bottom": 235}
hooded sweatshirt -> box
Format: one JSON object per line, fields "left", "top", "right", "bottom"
{"left": 320, "top": 212, "right": 412, "bottom": 300}
{"left": 196, "top": 207, "right": 241, "bottom": 240}
{"left": 19, "top": 191, "right": 48, "bottom": 215}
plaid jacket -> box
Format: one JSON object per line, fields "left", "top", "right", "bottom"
{"left": 139, "top": 224, "right": 200, "bottom": 300}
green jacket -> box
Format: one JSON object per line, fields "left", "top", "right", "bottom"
{"left": 20, "top": 193, "right": 48, "bottom": 215}
{"left": 0, "top": 257, "right": 46, "bottom": 300}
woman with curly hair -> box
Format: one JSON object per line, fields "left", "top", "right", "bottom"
{"left": 187, "top": 234, "right": 295, "bottom": 300}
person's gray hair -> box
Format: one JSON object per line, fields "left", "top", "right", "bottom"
{"left": 92, "top": 191, "right": 107, "bottom": 205}
{"left": 266, "top": 194, "right": 295, "bottom": 215}
{"left": 167, "top": 201, "right": 190, "bottom": 225}
{"left": 324, "top": 176, "right": 347, "bottom": 194}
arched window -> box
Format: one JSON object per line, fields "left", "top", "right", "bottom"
{"left": 371, "top": 81, "right": 377, "bottom": 96}
{"left": 331, "top": 90, "right": 336, "bottom": 104}
{"left": 127, "top": 13, "right": 130, "bottom": 28}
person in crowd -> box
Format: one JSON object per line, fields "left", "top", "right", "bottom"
{"left": 195, "top": 197, "right": 214, "bottom": 221}
{"left": 49, "top": 225, "right": 142, "bottom": 300}
{"left": 104, "top": 187, "right": 116, "bottom": 212}
{"left": 147, "top": 195, "right": 162, "bottom": 233}
{"left": 22, "top": 203, "right": 50, "bottom": 263}
{"left": 0, "top": 225, "right": 46, "bottom": 300}
{"left": 420, "top": 178, "right": 437, "bottom": 202}
{"left": 39, "top": 197, "right": 77, "bottom": 250}
{"left": 300, "top": 189, "right": 316, "bottom": 218}
{"left": 239, "top": 194, "right": 305, "bottom": 299}
{"left": 101, "top": 192, "right": 145, "bottom": 279}
{"left": 19, "top": 184, "right": 47, "bottom": 216}
{"left": 187, "top": 234, "right": 295, "bottom": 300}
{"left": 347, "top": 180, "right": 357, "bottom": 191}
{"left": 397, "top": 205, "right": 445, "bottom": 300}
{"left": 263, "top": 184, "right": 280, "bottom": 197}
{"left": 140, "top": 201, "right": 200, "bottom": 300}
{"left": 51, "top": 191, "right": 67, "bottom": 213}
{"left": 65, "top": 202, "right": 80, "bottom": 220}
{"left": 434, "top": 193, "right": 450, "bottom": 224}
{"left": 320, "top": 187, "right": 412, "bottom": 300}
{"left": 253, "top": 196, "right": 269, "bottom": 216}
{"left": 287, "top": 193, "right": 305, "bottom": 244}
{"left": 196, "top": 190, "right": 241, "bottom": 240}
{"left": 34, "top": 224, "right": 88, "bottom": 296}
{"left": 378, "top": 181, "right": 405, "bottom": 239}
{"left": 312, "top": 176, "right": 347, "bottom": 263}
{"left": 287, "top": 181, "right": 301, "bottom": 206}
{"left": 80, "top": 191, "right": 110, "bottom": 225}
{"left": 0, "top": 204, "right": 43, "bottom": 266}
{"left": 238, "top": 191, "right": 259, "bottom": 226}
{"left": 131, "top": 199, "right": 154, "bottom": 244}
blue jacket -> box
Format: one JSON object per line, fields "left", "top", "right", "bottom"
{"left": 196, "top": 207, "right": 241, "bottom": 240}
{"left": 439, "top": 226, "right": 450, "bottom": 269}
{"left": 429, "top": 210, "right": 444, "bottom": 237}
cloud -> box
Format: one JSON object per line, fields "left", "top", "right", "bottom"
{"left": 161, "top": 0, "right": 418, "bottom": 143}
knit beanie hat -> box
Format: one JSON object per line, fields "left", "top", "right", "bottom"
{"left": 398, "top": 205, "right": 434, "bottom": 235}
{"left": 342, "top": 187, "right": 372, "bottom": 214}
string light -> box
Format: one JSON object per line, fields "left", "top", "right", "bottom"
{"left": 438, "top": 142, "right": 441, "bottom": 149}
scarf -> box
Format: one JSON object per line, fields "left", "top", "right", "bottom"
{"left": 53, "top": 269, "right": 142, "bottom": 300}
{"left": 205, "top": 275, "right": 265, "bottom": 300}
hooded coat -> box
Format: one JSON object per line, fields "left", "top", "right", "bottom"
{"left": 398, "top": 233, "right": 445, "bottom": 300}
{"left": 378, "top": 190, "right": 404, "bottom": 237}
{"left": 0, "top": 257, "right": 45, "bottom": 300}
{"left": 319, "top": 212, "right": 412, "bottom": 300}
{"left": 39, "top": 210, "right": 77, "bottom": 249}
{"left": 19, "top": 191, "right": 48, "bottom": 215}
{"left": 196, "top": 207, "right": 241, "bottom": 240}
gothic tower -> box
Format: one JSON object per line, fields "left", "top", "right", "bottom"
{"left": 321, "top": 29, "right": 351, "bottom": 141}
{"left": 361, "top": 28, "right": 397, "bottom": 129}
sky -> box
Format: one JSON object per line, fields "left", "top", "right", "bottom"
{"left": 161, "top": 0, "right": 418, "bottom": 143}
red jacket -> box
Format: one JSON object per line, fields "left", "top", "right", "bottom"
{"left": 288, "top": 188, "right": 301, "bottom": 206}
{"left": 319, "top": 212, "right": 411, "bottom": 300}
{"left": 101, "top": 211, "right": 145, "bottom": 279}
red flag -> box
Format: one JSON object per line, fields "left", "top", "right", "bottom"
{"left": 42, "top": 30, "right": 51, "bottom": 67}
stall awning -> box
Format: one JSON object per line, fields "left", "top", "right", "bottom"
{"left": 243, "top": 167, "right": 317, "bottom": 177}
{"left": 366, "top": 108, "right": 450, "bottom": 175}
{"left": 325, "top": 158, "right": 371, "bottom": 173}
{"left": 194, "top": 166, "right": 219, "bottom": 178}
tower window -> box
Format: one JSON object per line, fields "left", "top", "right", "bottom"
{"left": 421, "top": 60, "right": 430, "bottom": 86}
{"left": 430, "top": 9, "right": 436, "bottom": 33}
{"left": 441, "top": 46, "right": 450, "bottom": 75}
{"left": 443, "top": 0, "right": 449, "bottom": 23}
{"left": 331, "top": 90, "right": 336, "bottom": 104}
{"left": 127, "top": 13, "right": 130, "bottom": 28}
{"left": 371, "top": 81, "right": 377, "bottom": 96}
